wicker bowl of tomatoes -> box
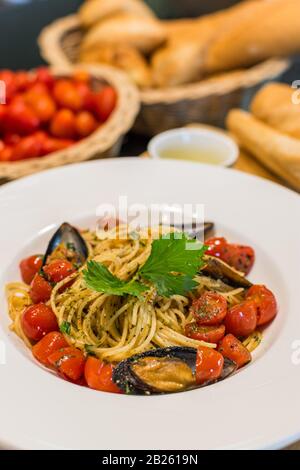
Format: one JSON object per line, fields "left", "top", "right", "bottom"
{"left": 0, "top": 64, "right": 140, "bottom": 181}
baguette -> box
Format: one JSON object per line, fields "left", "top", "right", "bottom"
{"left": 79, "top": 0, "right": 155, "bottom": 28}
{"left": 251, "top": 82, "right": 300, "bottom": 139}
{"left": 227, "top": 109, "right": 300, "bottom": 191}
{"left": 81, "top": 13, "right": 166, "bottom": 54}
{"left": 205, "top": 0, "right": 300, "bottom": 73}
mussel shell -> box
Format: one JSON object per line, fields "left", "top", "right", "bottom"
{"left": 43, "top": 222, "right": 88, "bottom": 266}
{"left": 201, "top": 255, "right": 252, "bottom": 288}
{"left": 112, "top": 347, "right": 237, "bottom": 395}
{"left": 171, "top": 221, "right": 214, "bottom": 241}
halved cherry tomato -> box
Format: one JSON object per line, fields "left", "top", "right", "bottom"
{"left": 19, "top": 254, "right": 43, "bottom": 284}
{"left": 32, "top": 331, "right": 68, "bottom": 366}
{"left": 185, "top": 322, "right": 225, "bottom": 343}
{"left": 48, "top": 346, "right": 86, "bottom": 382}
{"left": 21, "top": 303, "right": 58, "bottom": 341}
{"left": 246, "top": 285, "right": 277, "bottom": 326}
{"left": 29, "top": 273, "right": 52, "bottom": 304}
{"left": 84, "top": 356, "right": 121, "bottom": 393}
{"left": 191, "top": 291, "right": 227, "bottom": 326}
{"left": 195, "top": 346, "right": 224, "bottom": 385}
{"left": 50, "top": 109, "right": 76, "bottom": 139}
{"left": 75, "top": 111, "right": 98, "bottom": 137}
{"left": 225, "top": 300, "right": 257, "bottom": 337}
{"left": 53, "top": 79, "right": 82, "bottom": 111}
{"left": 218, "top": 334, "right": 251, "bottom": 368}
{"left": 43, "top": 259, "right": 76, "bottom": 283}
{"left": 93, "top": 86, "right": 117, "bottom": 122}
{"left": 205, "top": 237, "right": 255, "bottom": 275}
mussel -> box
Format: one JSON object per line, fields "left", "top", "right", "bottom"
{"left": 201, "top": 255, "right": 252, "bottom": 288}
{"left": 171, "top": 221, "right": 214, "bottom": 241}
{"left": 43, "top": 222, "right": 88, "bottom": 267}
{"left": 112, "top": 347, "right": 237, "bottom": 395}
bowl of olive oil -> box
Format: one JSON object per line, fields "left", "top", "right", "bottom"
{"left": 148, "top": 127, "right": 238, "bottom": 167}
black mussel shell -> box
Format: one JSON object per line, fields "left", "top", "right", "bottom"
{"left": 201, "top": 255, "right": 252, "bottom": 288}
{"left": 43, "top": 222, "right": 88, "bottom": 266}
{"left": 171, "top": 221, "right": 214, "bottom": 241}
{"left": 113, "top": 347, "right": 237, "bottom": 395}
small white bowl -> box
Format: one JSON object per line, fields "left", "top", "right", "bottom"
{"left": 148, "top": 127, "right": 239, "bottom": 167}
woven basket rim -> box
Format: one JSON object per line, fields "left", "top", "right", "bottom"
{"left": 0, "top": 63, "right": 140, "bottom": 180}
{"left": 38, "top": 14, "right": 290, "bottom": 105}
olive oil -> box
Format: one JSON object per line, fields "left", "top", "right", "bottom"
{"left": 159, "top": 145, "right": 227, "bottom": 165}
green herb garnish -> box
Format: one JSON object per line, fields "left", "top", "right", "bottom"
{"left": 60, "top": 321, "right": 71, "bottom": 335}
{"left": 83, "top": 233, "right": 207, "bottom": 298}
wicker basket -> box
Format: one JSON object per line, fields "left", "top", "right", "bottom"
{"left": 0, "top": 63, "right": 140, "bottom": 182}
{"left": 38, "top": 14, "right": 290, "bottom": 136}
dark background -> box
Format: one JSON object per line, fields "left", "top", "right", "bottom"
{"left": 0, "top": 0, "right": 298, "bottom": 155}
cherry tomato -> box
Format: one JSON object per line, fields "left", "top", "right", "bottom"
{"left": 10, "top": 132, "right": 44, "bottom": 161}
{"left": 75, "top": 82, "right": 94, "bottom": 111}
{"left": 185, "top": 322, "right": 225, "bottom": 343}
{"left": 205, "top": 237, "right": 227, "bottom": 258}
{"left": 53, "top": 79, "right": 82, "bottom": 111}
{"left": 84, "top": 356, "right": 121, "bottom": 393}
{"left": 4, "top": 133, "right": 21, "bottom": 146}
{"left": 221, "top": 244, "right": 255, "bottom": 275}
{"left": 73, "top": 70, "right": 90, "bottom": 83}
{"left": 195, "top": 346, "right": 224, "bottom": 385}
{"left": 218, "top": 334, "right": 251, "bottom": 368}
{"left": 0, "top": 145, "right": 13, "bottom": 161}
{"left": 19, "top": 254, "right": 43, "bottom": 285}
{"left": 32, "top": 331, "right": 69, "bottom": 367}
{"left": 21, "top": 303, "right": 58, "bottom": 341}
{"left": 35, "top": 67, "right": 55, "bottom": 89}
{"left": 15, "top": 71, "right": 35, "bottom": 91}
{"left": 41, "top": 137, "right": 74, "bottom": 155}
{"left": 191, "top": 291, "right": 227, "bottom": 326}
{"left": 43, "top": 260, "right": 76, "bottom": 283}
{"left": 75, "top": 111, "right": 98, "bottom": 137}
{"left": 246, "top": 285, "right": 277, "bottom": 326}
{"left": 93, "top": 86, "right": 117, "bottom": 122}
{"left": 0, "top": 70, "right": 16, "bottom": 101}
{"left": 225, "top": 301, "right": 257, "bottom": 337}
{"left": 29, "top": 273, "right": 52, "bottom": 304}
{"left": 48, "top": 346, "right": 86, "bottom": 382}
{"left": 0, "top": 105, "right": 7, "bottom": 132}
{"left": 6, "top": 100, "right": 40, "bottom": 135}
{"left": 26, "top": 82, "right": 48, "bottom": 96}
{"left": 50, "top": 109, "right": 76, "bottom": 139}
{"left": 25, "top": 92, "right": 56, "bottom": 123}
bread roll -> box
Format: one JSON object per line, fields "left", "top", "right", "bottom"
{"left": 205, "top": 0, "right": 300, "bottom": 73}
{"left": 251, "top": 82, "right": 300, "bottom": 139}
{"left": 227, "top": 109, "right": 300, "bottom": 191}
{"left": 81, "top": 13, "right": 166, "bottom": 54}
{"left": 79, "top": 0, "right": 155, "bottom": 28}
{"left": 80, "top": 44, "right": 152, "bottom": 88}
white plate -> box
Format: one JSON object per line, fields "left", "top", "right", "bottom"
{"left": 0, "top": 158, "right": 299, "bottom": 450}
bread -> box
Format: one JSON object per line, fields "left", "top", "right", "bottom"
{"left": 227, "top": 109, "right": 300, "bottom": 191}
{"left": 80, "top": 44, "right": 152, "bottom": 88}
{"left": 251, "top": 82, "right": 300, "bottom": 139}
{"left": 205, "top": 0, "right": 300, "bottom": 72}
{"left": 79, "top": 0, "right": 155, "bottom": 28}
{"left": 81, "top": 13, "right": 166, "bottom": 54}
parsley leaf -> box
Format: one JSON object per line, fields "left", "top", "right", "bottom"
{"left": 83, "top": 260, "right": 148, "bottom": 297}
{"left": 60, "top": 321, "right": 71, "bottom": 335}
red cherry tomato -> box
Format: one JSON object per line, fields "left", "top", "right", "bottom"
{"left": 53, "top": 79, "right": 82, "bottom": 111}
{"left": 50, "top": 109, "right": 76, "bottom": 139}
{"left": 73, "top": 70, "right": 90, "bottom": 83}
{"left": 75, "top": 82, "right": 94, "bottom": 111}
{"left": 35, "top": 67, "right": 55, "bottom": 89}
{"left": 25, "top": 92, "right": 56, "bottom": 123}
{"left": 4, "top": 133, "right": 21, "bottom": 146}
{"left": 246, "top": 285, "right": 278, "bottom": 326}
{"left": 0, "top": 105, "right": 7, "bottom": 132}
{"left": 205, "top": 237, "right": 227, "bottom": 258}
{"left": 41, "top": 137, "right": 74, "bottom": 155}
{"left": 195, "top": 346, "right": 224, "bottom": 385}
{"left": 29, "top": 273, "right": 52, "bottom": 304}
{"left": 10, "top": 132, "right": 44, "bottom": 161}
{"left": 43, "top": 260, "right": 76, "bottom": 283}
{"left": 21, "top": 303, "right": 58, "bottom": 341}
{"left": 0, "top": 69, "right": 16, "bottom": 101}
{"left": 93, "top": 86, "right": 117, "bottom": 122}
{"left": 191, "top": 291, "right": 227, "bottom": 326}
{"left": 0, "top": 145, "right": 13, "bottom": 161}
{"left": 32, "top": 331, "right": 69, "bottom": 367}
{"left": 221, "top": 244, "right": 255, "bottom": 275}
{"left": 48, "top": 346, "right": 86, "bottom": 382}
{"left": 14, "top": 71, "right": 35, "bottom": 91}
{"left": 75, "top": 111, "right": 98, "bottom": 137}
{"left": 19, "top": 254, "right": 43, "bottom": 285}
{"left": 185, "top": 322, "right": 225, "bottom": 343}
{"left": 5, "top": 100, "right": 40, "bottom": 135}
{"left": 84, "top": 356, "right": 121, "bottom": 393}
{"left": 218, "top": 334, "right": 251, "bottom": 369}
{"left": 225, "top": 301, "right": 257, "bottom": 337}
